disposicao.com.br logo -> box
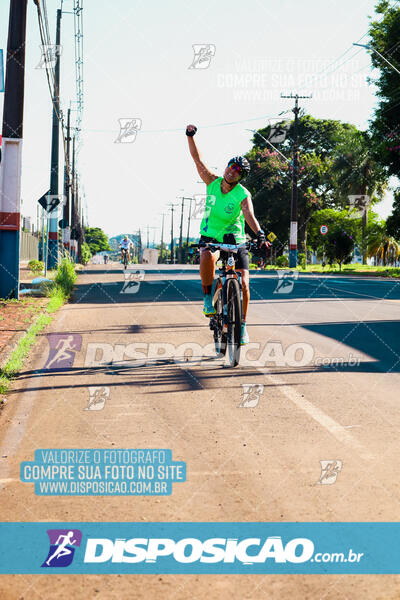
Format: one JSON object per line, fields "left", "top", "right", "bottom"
{"left": 32, "top": 526, "right": 367, "bottom": 574}
{"left": 41, "top": 529, "right": 82, "bottom": 567}
{"left": 83, "top": 535, "right": 315, "bottom": 564}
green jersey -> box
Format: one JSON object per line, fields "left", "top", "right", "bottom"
{"left": 199, "top": 177, "right": 249, "bottom": 243}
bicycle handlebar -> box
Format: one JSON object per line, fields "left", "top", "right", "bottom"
{"left": 190, "top": 240, "right": 260, "bottom": 253}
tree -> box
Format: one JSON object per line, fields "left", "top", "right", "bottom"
{"left": 245, "top": 115, "right": 388, "bottom": 256}
{"left": 386, "top": 190, "right": 400, "bottom": 240}
{"left": 326, "top": 228, "right": 355, "bottom": 270}
{"left": 369, "top": 0, "right": 400, "bottom": 178}
{"left": 368, "top": 234, "right": 400, "bottom": 265}
{"left": 80, "top": 242, "right": 92, "bottom": 265}
{"left": 331, "top": 128, "right": 387, "bottom": 263}
{"left": 307, "top": 209, "right": 358, "bottom": 268}
{"left": 84, "top": 227, "right": 111, "bottom": 255}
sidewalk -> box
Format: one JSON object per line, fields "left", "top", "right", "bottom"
{"left": 0, "top": 266, "right": 47, "bottom": 368}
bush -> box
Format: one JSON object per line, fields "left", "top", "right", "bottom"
{"left": 28, "top": 259, "right": 44, "bottom": 273}
{"left": 298, "top": 252, "right": 307, "bottom": 270}
{"left": 275, "top": 255, "right": 289, "bottom": 268}
{"left": 80, "top": 242, "right": 91, "bottom": 265}
{"left": 54, "top": 256, "right": 77, "bottom": 298}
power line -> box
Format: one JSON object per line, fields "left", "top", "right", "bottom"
{"left": 297, "top": 0, "right": 400, "bottom": 92}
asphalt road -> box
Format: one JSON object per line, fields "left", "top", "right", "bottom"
{"left": 1, "top": 263, "right": 400, "bottom": 599}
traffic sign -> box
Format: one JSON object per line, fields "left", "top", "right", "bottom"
{"left": 38, "top": 192, "right": 61, "bottom": 213}
{"left": 320, "top": 225, "right": 328, "bottom": 235}
{"left": 58, "top": 218, "right": 68, "bottom": 229}
{"left": 267, "top": 231, "right": 277, "bottom": 242}
{"left": 38, "top": 190, "right": 51, "bottom": 211}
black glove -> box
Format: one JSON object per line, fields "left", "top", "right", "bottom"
{"left": 186, "top": 125, "right": 197, "bottom": 137}
{"left": 256, "top": 229, "right": 266, "bottom": 247}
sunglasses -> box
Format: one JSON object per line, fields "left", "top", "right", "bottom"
{"left": 227, "top": 163, "right": 243, "bottom": 175}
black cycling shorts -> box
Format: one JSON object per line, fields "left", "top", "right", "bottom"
{"left": 199, "top": 235, "right": 249, "bottom": 271}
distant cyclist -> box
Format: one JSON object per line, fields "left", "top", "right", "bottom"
{"left": 119, "top": 236, "right": 133, "bottom": 264}
{"left": 186, "top": 123, "right": 269, "bottom": 345}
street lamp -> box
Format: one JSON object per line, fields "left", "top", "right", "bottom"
{"left": 353, "top": 42, "right": 400, "bottom": 76}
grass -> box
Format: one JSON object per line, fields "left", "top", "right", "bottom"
{"left": 0, "top": 312, "right": 52, "bottom": 394}
{"left": 302, "top": 264, "right": 400, "bottom": 277}
{"left": 250, "top": 263, "right": 400, "bottom": 278}
{"left": 0, "top": 257, "right": 77, "bottom": 396}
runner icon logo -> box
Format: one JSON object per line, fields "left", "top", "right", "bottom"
{"left": 121, "top": 270, "right": 145, "bottom": 294}
{"left": 41, "top": 529, "right": 82, "bottom": 568}
{"left": 114, "top": 118, "right": 142, "bottom": 143}
{"left": 188, "top": 44, "right": 216, "bottom": 69}
{"left": 85, "top": 387, "right": 110, "bottom": 411}
{"left": 36, "top": 44, "right": 62, "bottom": 69}
{"left": 317, "top": 460, "right": 343, "bottom": 485}
{"left": 44, "top": 334, "right": 82, "bottom": 370}
{"left": 274, "top": 270, "right": 299, "bottom": 294}
{"left": 239, "top": 383, "right": 264, "bottom": 407}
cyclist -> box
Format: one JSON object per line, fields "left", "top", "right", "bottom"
{"left": 186, "top": 123, "right": 269, "bottom": 345}
{"left": 119, "top": 236, "right": 133, "bottom": 265}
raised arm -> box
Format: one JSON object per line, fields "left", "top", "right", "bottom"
{"left": 186, "top": 124, "right": 218, "bottom": 185}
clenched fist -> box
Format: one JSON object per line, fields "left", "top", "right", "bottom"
{"left": 186, "top": 124, "right": 197, "bottom": 137}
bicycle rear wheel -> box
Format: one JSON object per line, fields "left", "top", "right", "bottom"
{"left": 212, "top": 279, "right": 226, "bottom": 356}
{"left": 226, "top": 277, "right": 242, "bottom": 367}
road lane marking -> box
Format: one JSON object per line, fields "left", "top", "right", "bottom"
{"left": 241, "top": 361, "right": 375, "bottom": 462}
{"left": 300, "top": 280, "right": 400, "bottom": 303}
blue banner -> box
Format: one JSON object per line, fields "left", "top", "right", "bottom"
{"left": 0, "top": 50, "right": 4, "bottom": 92}
{"left": 0, "top": 522, "right": 399, "bottom": 574}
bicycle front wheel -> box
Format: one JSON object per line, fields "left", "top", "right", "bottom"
{"left": 226, "top": 277, "right": 242, "bottom": 367}
{"left": 212, "top": 279, "right": 226, "bottom": 357}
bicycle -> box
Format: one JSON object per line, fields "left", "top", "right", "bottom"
{"left": 121, "top": 248, "right": 129, "bottom": 269}
{"left": 192, "top": 238, "right": 260, "bottom": 368}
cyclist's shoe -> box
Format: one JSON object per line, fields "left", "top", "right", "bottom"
{"left": 241, "top": 322, "right": 249, "bottom": 345}
{"left": 203, "top": 294, "right": 216, "bottom": 317}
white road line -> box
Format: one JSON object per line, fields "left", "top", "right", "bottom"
{"left": 239, "top": 359, "right": 375, "bottom": 462}
{"left": 301, "top": 280, "right": 400, "bottom": 302}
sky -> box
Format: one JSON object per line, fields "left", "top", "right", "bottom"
{"left": 0, "top": 0, "right": 397, "bottom": 243}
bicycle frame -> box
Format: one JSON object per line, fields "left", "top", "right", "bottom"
{"left": 192, "top": 238, "right": 260, "bottom": 366}
{"left": 213, "top": 254, "right": 242, "bottom": 331}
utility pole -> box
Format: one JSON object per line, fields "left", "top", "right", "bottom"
{"left": 41, "top": 206, "right": 45, "bottom": 264}
{"left": 0, "top": 0, "right": 28, "bottom": 299}
{"left": 160, "top": 213, "right": 166, "bottom": 263}
{"left": 76, "top": 171, "right": 83, "bottom": 263}
{"left": 281, "top": 92, "right": 312, "bottom": 268}
{"left": 178, "top": 196, "right": 184, "bottom": 263}
{"left": 48, "top": 8, "right": 62, "bottom": 269}
{"left": 185, "top": 197, "right": 192, "bottom": 263}
{"left": 177, "top": 196, "right": 192, "bottom": 263}
{"left": 63, "top": 107, "right": 71, "bottom": 253}
{"left": 168, "top": 203, "right": 178, "bottom": 264}
{"left": 138, "top": 228, "right": 142, "bottom": 262}
{"left": 70, "top": 134, "right": 76, "bottom": 261}
{"left": 146, "top": 225, "right": 157, "bottom": 249}
{"left": 171, "top": 205, "right": 175, "bottom": 264}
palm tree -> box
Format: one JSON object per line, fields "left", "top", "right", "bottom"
{"left": 368, "top": 236, "right": 400, "bottom": 266}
